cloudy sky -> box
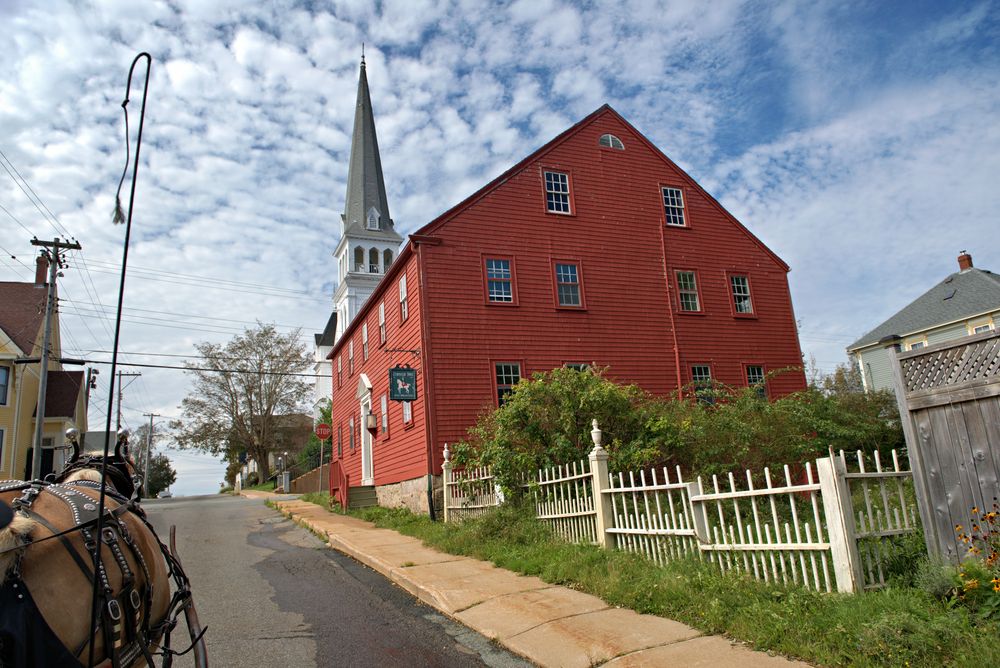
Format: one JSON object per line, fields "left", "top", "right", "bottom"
{"left": 2, "top": 1, "right": 998, "bottom": 494}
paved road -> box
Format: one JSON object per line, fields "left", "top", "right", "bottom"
{"left": 144, "top": 494, "right": 531, "bottom": 668}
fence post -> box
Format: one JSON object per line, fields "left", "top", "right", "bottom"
{"left": 816, "top": 453, "right": 862, "bottom": 593}
{"left": 442, "top": 443, "right": 452, "bottom": 523}
{"left": 588, "top": 420, "right": 615, "bottom": 550}
{"left": 685, "top": 478, "right": 710, "bottom": 548}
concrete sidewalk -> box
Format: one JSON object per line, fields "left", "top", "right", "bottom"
{"left": 248, "top": 492, "right": 809, "bottom": 668}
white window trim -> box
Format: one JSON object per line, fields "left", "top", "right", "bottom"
{"left": 378, "top": 302, "right": 386, "bottom": 344}
{"left": 402, "top": 400, "right": 412, "bottom": 423}
{"left": 362, "top": 323, "right": 369, "bottom": 360}
{"left": 662, "top": 187, "right": 686, "bottom": 226}
{"left": 348, "top": 341, "right": 354, "bottom": 373}
{"left": 905, "top": 336, "right": 928, "bottom": 351}
{"left": 967, "top": 317, "right": 995, "bottom": 335}
{"left": 380, "top": 394, "right": 388, "bottom": 434}
{"left": 543, "top": 170, "right": 571, "bottom": 214}
{"left": 399, "top": 274, "right": 409, "bottom": 321}
{"left": 0, "top": 363, "right": 10, "bottom": 406}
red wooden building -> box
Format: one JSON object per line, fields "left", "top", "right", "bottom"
{"left": 324, "top": 71, "right": 805, "bottom": 514}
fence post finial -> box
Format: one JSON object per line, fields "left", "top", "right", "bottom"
{"left": 590, "top": 419, "right": 604, "bottom": 452}
{"left": 443, "top": 443, "right": 450, "bottom": 463}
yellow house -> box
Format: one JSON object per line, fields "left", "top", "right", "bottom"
{"left": 0, "top": 256, "right": 88, "bottom": 481}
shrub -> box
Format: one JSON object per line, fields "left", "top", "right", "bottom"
{"left": 246, "top": 472, "right": 259, "bottom": 486}
{"left": 454, "top": 365, "right": 905, "bottom": 491}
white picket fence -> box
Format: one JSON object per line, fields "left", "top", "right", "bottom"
{"left": 442, "top": 421, "right": 921, "bottom": 593}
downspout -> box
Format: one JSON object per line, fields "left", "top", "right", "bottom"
{"left": 415, "top": 240, "right": 438, "bottom": 520}
{"left": 658, "top": 220, "right": 684, "bottom": 397}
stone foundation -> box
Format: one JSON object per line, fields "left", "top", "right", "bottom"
{"left": 375, "top": 474, "right": 443, "bottom": 516}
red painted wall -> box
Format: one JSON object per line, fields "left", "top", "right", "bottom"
{"left": 329, "top": 107, "right": 806, "bottom": 487}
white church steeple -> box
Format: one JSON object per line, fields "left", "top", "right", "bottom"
{"left": 332, "top": 55, "right": 403, "bottom": 342}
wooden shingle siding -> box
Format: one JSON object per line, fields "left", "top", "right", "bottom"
{"left": 326, "top": 107, "right": 806, "bottom": 487}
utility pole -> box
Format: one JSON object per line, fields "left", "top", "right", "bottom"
{"left": 115, "top": 370, "right": 142, "bottom": 431}
{"left": 141, "top": 412, "right": 160, "bottom": 497}
{"left": 28, "top": 238, "right": 81, "bottom": 481}
{"left": 85, "top": 367, "right": 100, "bottom": 412}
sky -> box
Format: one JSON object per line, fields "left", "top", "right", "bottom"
{"left": 1, "top": 0, "right": 998, "bottom": 495}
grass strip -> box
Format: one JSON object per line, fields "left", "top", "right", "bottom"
{"left": 304, "top": 499, "right": 997, "bottom": 667}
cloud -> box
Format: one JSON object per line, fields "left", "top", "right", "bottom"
{"left": 1, "top": 0, "right": 998, "bottom": 491}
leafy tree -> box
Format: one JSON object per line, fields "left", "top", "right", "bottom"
{"left": 298, "top": 399, "right": 332, "bottom": 470}
{"left": 170, "top": 323, "right": 312, "bottom": 483}
{"left": 145, "top": 454, "right": 177, "bottom": 497}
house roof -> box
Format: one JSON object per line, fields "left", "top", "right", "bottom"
{"left": 314, "top": 312, "right": 338, "bottom": 347}
{"left": 328, "top": 104, "right": 793, "bottom": 360}
{"left": 34, "top": 370, "right": 84, "bottom": 418}
{"left": 848, "top": 267, "right": 1000, "bottom": 350}
{"left": 0, "top": 281, "right": 47, "bottom": 355}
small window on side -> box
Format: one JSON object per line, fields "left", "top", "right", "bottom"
{"left": 691, "top": 365, "right": 713, "bottom": 404}
{"left": 663, "top": 187, "right": 686, "bottom": 226}
{"left": 543, "top": 171, "right": 571, "bottom": 214}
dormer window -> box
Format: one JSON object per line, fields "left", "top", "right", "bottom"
{"left": 366, "top": 207, "right": 381, "bottom": 230}
{"left": 599, "top": 134, "right": 624, "bottom": 150}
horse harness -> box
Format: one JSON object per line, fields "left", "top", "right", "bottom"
{"left": 1, "top": 478, "right": 195, "bottom": 668}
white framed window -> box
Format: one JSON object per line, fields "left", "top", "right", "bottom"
{"left": 662, "top": 187, "right": 686, "bottom": 226}
{"left": 337, "top": 424, "right": 343, "bottom": 457}
{"left": 495, "top": 362, "right": 521, "bottom": 406}
{"left": 0, "top": 428, "right": 5, "bottom": 466}
{"left": 543, "top": 171, "right": 571, "bottom": 214}
{"left": 730, "top": 275, "right": 753, "bottom": 314}
{"left": 0, "top": 364, "right": 9, "bottom": 405}
{"left": 378, "top": 302, "right": 386, "bottom": 344}
{"left": 349, "top": 416, "right": 355, "bottom": 450}
{"left": 362, "top": 323, "right": 369, "bottom": 360}
{"left": 399, "top": 274, "right": 409, "bottom": 322}
{"left": 676, "top": 271, "right": 700, "bottom": 312}
{"left": 565, "top": 363, "right": 590, "bottom": 372}
{"left": 348, "top": 341, "right": 354, "bottom": 374}
{"left": 969, "top": 319, "right": 994, "bottom": 335}
{"left": 486, "top": 258, "right": 514, "bottom": 303}
{"left": 598, "top": 133, "right": 624, "bottom": 150}
{"left": 337, "top": 355, "right": 342, "bottom": 387}
{"left": 908, "top": 341, "right": 926, "bottom": 350}
{"left": 380, "top": 394, "right": 388, "bottom": 435}
{"left": 402, "top": 400, "right": 412, "bottom": 423}
{"left": 691, "top": 365, "right": 713, "bottom": 404}
{"left": 555, "top": 262, "right": 582, "bottom": 307}
{"left": 746, "top": 365, "right": 766, "bottom": 399}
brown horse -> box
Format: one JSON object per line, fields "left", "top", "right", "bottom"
{"left": 0, "top": 429, "right": 206, "bottom": 667}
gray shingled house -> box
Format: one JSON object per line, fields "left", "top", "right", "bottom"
{"left": 847, "top": 251, "right": 1000, "bottom": 392}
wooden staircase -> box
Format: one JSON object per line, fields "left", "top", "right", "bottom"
{"left": 348, "top": 485, "right": 378, "bottom": 509}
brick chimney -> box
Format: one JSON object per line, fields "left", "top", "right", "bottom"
{"left": 958, "top": 250, "right": 973, "bottom": 271}
{"left": 35, "top": 253, "right": 49, "bottom": 285}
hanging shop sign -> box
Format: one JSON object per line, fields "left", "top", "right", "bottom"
{"left": 389, "top": 365, "right": 418, "bottom": 402}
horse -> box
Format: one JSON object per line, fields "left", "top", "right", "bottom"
{"left": 0, "top": 429, "right": 207, "bottom": 667}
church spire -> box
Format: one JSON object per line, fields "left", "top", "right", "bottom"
{"left": 342, "top": 55, "right": 394, "bottom": 238}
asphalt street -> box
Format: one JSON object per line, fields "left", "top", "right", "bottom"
{"left": 144, "top": 494, "right": 532, "bottom": 668}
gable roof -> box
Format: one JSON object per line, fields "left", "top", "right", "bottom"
{"left": 0, "top": 281, "right": 47, "bottom": 355}
{"left": 327, "top": 103, "right": 792, "bottom": 358}
{"left": 848, "top": 267, "right": 1000, "bottom": 350}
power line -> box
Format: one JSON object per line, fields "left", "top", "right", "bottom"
{"left": 63, "top": 298, "right": 315, "bottom": 330}
{"left": 82, "top": 258, "right": 320, "bottom": 296}
{"left": 82, "top": 358, "right": 327, "bottom": 377}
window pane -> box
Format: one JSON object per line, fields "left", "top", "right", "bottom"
{"left": 677, "top": 271, "right": 700, "bottom": 311}
{"left": 495, "top": 363, "right": 521, "bottom": 405}
{"left": 544, "top": 171, "right": 571, "bottom": 213}
{"left": 731, "top": 275, "right": 753, "bottom": 314}
{"left": 555, "top": 263, "right": 581, "bottom": 306}
{"left": 487, "top": 259, "right": 513, "bottom": 302}
{"left": 663, "top": 187, "right": 686, "bottom": 226}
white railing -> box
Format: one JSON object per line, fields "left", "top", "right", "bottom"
{"left": 442, "top": 421, "right": 922, "bottom": 593}
{"left": 530, "top": 459, "right": 597, "bottom": 544}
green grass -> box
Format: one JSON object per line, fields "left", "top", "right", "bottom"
{"left": 244, "top": 480, "right": 277, "bottom": 492}
{"left": 315, "top": 500, "right": 1000, "bottom": 668}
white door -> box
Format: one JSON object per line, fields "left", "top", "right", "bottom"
{"left": 360, "top": 397, "right": 373, "bottom": 485}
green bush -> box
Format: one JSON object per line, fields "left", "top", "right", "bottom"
{"left": 454, "top": 365, "right": 904, "bottom": 491}
{"left": 246, "top": 472, "right": 259, "bottom": 486}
